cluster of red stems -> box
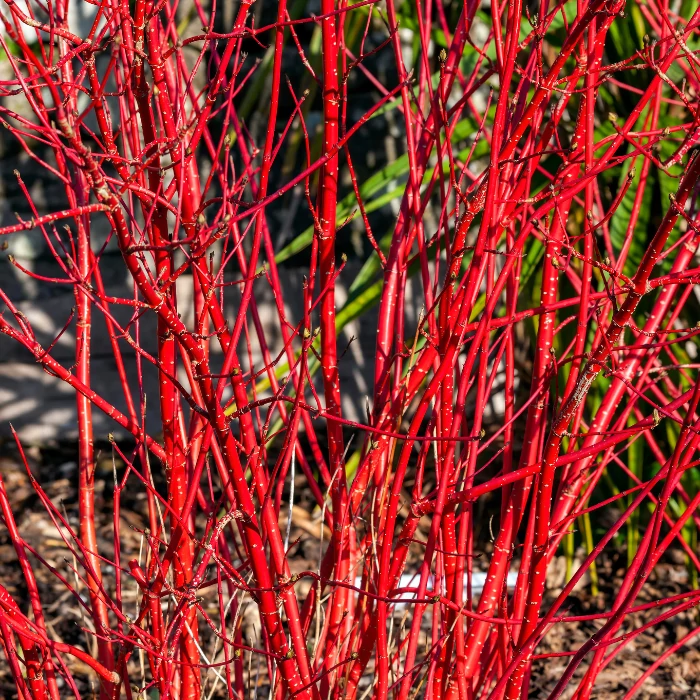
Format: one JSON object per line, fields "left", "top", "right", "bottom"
{"left": 0, "top": 0, "right": 700, "bottom": 696}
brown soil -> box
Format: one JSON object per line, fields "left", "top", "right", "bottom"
{"left": 1, "top": 443, "right": 699, "bottom": 699}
